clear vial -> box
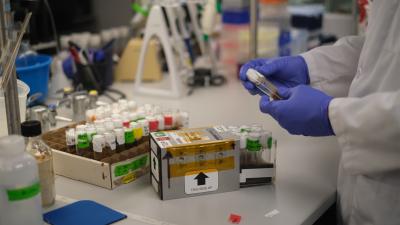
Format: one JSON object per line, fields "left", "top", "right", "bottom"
{"left": 21, "top": 121, "right": 56, "bottom": 207}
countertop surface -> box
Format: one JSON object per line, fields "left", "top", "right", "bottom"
{"left": 53, "top": 77, "right": 340, "bottom": 225}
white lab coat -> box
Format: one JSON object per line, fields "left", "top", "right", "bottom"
{"left": 302, "top": 0, "right": 400, "bottom": 224}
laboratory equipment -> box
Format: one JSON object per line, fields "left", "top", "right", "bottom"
{"left": 16, "top": 54, "right": 52, "bottom": 104}
{"left": 114, "top": 128, "right": 125, "bottom": 153}
{"left": 42, "top": 123, "right": 150, "bottom": 190}
{"left": 26, "top": 105, "right": 52, "bottom": 132}
{"left": 92, "top": 134, "right": 106, "bottom": 161}
{"left": 226, "top": 124, "right": 276, "bottom": 187}
{"left": 150, "top": 126, "right": 240, "bottom": 200}
{"left": 134, "top": 3, "right": 189, "bottom": 98}
{"left": 76, "top": 125, "right": 92, "bottom": 158}
{"left": 0, "top": 80, "right": 30, "bottom": 137}
{"left": 66, "top": 128, "right": 76, "bottom": 154}
{"left": 246, "top": 68, "right": 282, "bottom": 100}
{"left": 0, "top": 135, "right": 43, "bottom": 225}
{"left": 1, "top": 11, "right": 32, "bottom": 135}
{"left": 21, "top": 120, "right": 56, "bottom": 207}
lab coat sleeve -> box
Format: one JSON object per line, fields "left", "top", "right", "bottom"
{"left": 329, "top": 90, "right": 400, "bottom": 176}
{"left": 301, "top": 36, "right": 365, "bottom": 97}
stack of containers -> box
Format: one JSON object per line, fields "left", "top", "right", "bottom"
{"left": 288, "top": 4, "right": 325, "bottom": 55}
{"left": 220, "top": 0, "right": 250, "bottom": 77}
{"left": 259, "top": 0, "right": 290, "bottom": 57}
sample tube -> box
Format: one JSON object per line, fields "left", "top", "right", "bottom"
{"left": 240, "top": 125, "right": 251, "bottom": 133}
{"left": 239, "top": 132, "right": 248, "bottom": 165}
{"left": 137, "top": 111, "right": 146, "bottom": 121}
{"left": 104, "top": 120, "right": 115, "bottom": 131}
{"left": 114, "top": 128, "right": 125, "bottom": 153}
{"left": 86, "top": 126, "right": 97, "bottom": 152}
{"left": 139, "top": 119, "right": 150, "bottom": 137}
{"left": 130, "top": 122, "right": 143, "bottom": 142}
{"left": 129, "top": 113, "right": 138, "bottom": 122}
{"left": 86, "top": 109, "right": 96, "bottom": 122}
{"left": 95, "top": 107, "right": 105, "bottom": 120}
{"left": 127, "top": 100, "right": 137, "bottom": 111}
{"left": 179, "top": 111, "right": 189, "bottom": 128}
{"left": 250, "top": 124, "right": 263, "bottom": 133}
{"left": 164, "top": 112, "right": 174, "bottom": 130}
{"left": 113, "top": 119, "right": 123, "bottom": 129}
{"left": 246, "top": 68, "right": 281, "bottom": 100}
{"left": 104, "top": 132, "right": 117, "bottom": 157}
{"left": 76, "top": 125, "right": 92, "bottom": 158}
{"left": 260, "top": 130, "right": 272, "bottom": 163}
{"left": 156, "top": 115, "right": 165, "bottom": 131}
{"left": 94, "top": 119, "right": 104, "bottom": 128}
{"left": 96, "top": 126, "right": 106, "bottom": 135}
{"left": 122, "top": 118, "right": 130, "bottom": 128}
{"left": 148, "top": 116, "right": 159, "bottom": 132}
{"left": 246, "top": 132, "right": 262, "bottom": 165}
{"left": 124, "top": 127, "right": 135, "bottom": 149}
{"left": 111, "top": 113, "right": 121, "bottom": 120}
{"left": 92, "top": 134, "right": 106, "bottom": 161}
{"left": 65, "top": 128, "right": 76, "bottom": 154}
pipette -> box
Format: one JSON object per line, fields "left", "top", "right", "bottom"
{"left": 246, "top": 69, "right": 282, "bottom": 100}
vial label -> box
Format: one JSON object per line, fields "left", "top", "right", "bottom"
{"left": 125, "top": 131, "right": 135, "bottom": 144}
{"left": 246, "top": 139, "right": 261, "bottom": 152}
{"left": 77, "top": 134, "right": 90, "bottom": 149}
{"left": 134, "top": 127, "right": 143, "bottom": 140}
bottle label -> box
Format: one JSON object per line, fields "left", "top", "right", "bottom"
{"left": 125, "top": 131, "right": 135, "bottom": 144}
{"left": 6, "top": 182, "right": 41, "bottom": 202}
{"left": 77, "top": 133, "right": 90, "bottom": 149}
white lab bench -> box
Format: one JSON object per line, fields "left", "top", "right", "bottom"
{"left": 53, "top": 77, "right": 340, "bottom": 225}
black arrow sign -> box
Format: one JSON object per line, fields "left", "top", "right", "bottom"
{"left": 194, "top": 172, "right": 209, "bottom": 186}
{"left": 162, "top": 151, "right": 173, "bottom": 188}
{"left": 153, "top": 157, "right": 157, "bottom": 170}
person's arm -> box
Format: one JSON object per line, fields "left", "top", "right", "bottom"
{"left": 329, "top": 90, "right": 400, "bottom": 175}
{"left": 302, "top": 36, "right": 365, "bottom": 97}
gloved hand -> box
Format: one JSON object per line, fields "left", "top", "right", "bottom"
{"left": 239, "top": 56, "right": 310, "bottom": 95}
{"left": 260, "top": 85, "right": 334, "bottom": 136}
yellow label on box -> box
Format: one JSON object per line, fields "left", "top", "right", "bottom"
{"left": 169, "top": 156, "right": 235, "bottom": 178}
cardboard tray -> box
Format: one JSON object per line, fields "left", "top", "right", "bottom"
{"left": 43, "top": 124, "right": 150, "bottom": 190}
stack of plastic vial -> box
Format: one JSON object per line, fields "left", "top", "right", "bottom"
{"left": 227, "top": 124, "right": 274, "bottom": 166}
{"left": 65, "top": 100, "right": 190, "bottom": 161}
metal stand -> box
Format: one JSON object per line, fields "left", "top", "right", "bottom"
{"left": 250, "top": 0, "right": 259, "bottom": 59}
{"left": 0, "top": 0, "right": 32, "bottom": 135}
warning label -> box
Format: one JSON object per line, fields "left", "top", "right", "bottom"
{"left": 185, "top": 169, "right": 218, "bottom": 195}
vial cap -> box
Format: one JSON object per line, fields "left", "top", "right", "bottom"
{"left": 21, "top": 120, "right": 42, "bottom": 137}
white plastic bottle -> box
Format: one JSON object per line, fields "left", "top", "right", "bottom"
{"left": 0, "top": 135, "right": 43, "bottom": 225}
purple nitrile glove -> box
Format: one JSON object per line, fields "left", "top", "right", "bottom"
{"left": 239, "top": 56, "right": 310, "bottom": 95}
{"left": 259, "top": 85, "right": 334, "bottom": 137}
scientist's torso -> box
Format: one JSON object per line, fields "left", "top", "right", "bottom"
{"left": 339, "top": 0, "right": 400, "bottom": 224}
